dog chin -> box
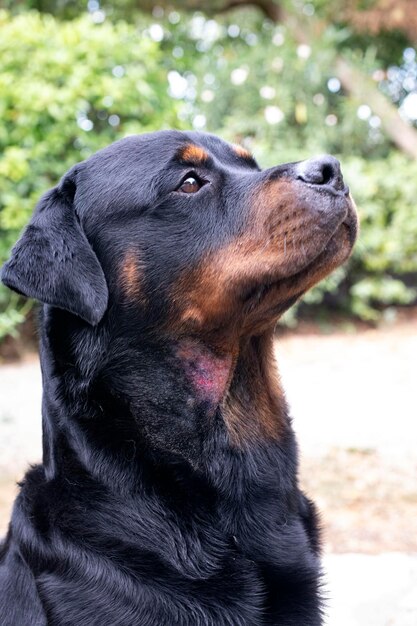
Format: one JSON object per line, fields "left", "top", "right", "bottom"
{"left": 288, "top": 196, "right": 358, "bottom": 284}
{"left": 241, "top": 208, "right": 358, "bottom": 331}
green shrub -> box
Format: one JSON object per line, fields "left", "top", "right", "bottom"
{"left": 0, "top": 10, "right": 181, "bottom": 340}
{"left": 0, "top": 9, "right": 416, "bottom": 343}
{"left": 344, "top": 154, "right": 417, "bottom": 320}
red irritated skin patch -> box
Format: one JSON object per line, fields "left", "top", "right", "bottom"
{"left": 176, "top": 340, "right": 234, "bottom": 410}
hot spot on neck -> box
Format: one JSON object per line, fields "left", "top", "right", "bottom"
{"left": 176, "top": 339, "right": 234, "bottom": 407}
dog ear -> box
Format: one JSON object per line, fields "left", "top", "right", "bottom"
{"left": 0, "top": 168, "right": 108, "bottom": 326}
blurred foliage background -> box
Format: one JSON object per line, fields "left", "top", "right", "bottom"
{"left": 1, "top": 0, "right": 417, "bottom": 342}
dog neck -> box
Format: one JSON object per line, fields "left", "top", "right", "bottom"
{"left": 221, "top": 332, "right": 288, "bottom": 445}
{"left": 39, "top": 309, "right": 289, "bottom": 484}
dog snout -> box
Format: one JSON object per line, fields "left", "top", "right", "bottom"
{"left": 296, "top": 155, "right": 345, "bottom": 192}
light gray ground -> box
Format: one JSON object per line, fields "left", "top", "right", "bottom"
{"left": 0, "top": 314, "right": 416, "bottom": 626}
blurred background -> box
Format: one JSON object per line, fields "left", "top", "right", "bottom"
{"left": 0, "top": 1, "right": 416, "bottom": 624}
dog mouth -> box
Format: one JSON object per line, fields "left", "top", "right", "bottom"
{"left": 242, "top": 194, "right": 358, "bottom": 313}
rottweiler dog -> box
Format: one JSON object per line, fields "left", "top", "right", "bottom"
{"left": 0, "top": 131, "right": 357, "bottom": 625}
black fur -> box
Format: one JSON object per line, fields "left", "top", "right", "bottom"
{"left": 0, "top": 131, "right": 357, "bottom": 625}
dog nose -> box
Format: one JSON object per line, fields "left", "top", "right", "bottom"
{"left": 296, "top": 155, "right": 344, "bottom": 190}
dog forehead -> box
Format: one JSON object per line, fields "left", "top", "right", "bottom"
{"left": 74, "top": 132, "right": 188, "bottom": 216}
{"left": 73, "top": 130, "right": 261, "bottom": 233}
{"left": 187, "top": 131, "right": 258, "bottom": 164}
{"left": 78, "top": 131, "right": 257, "bottom": 191}
{"left": 86, "top": 131, "right": 190, "bottom": 171}
{"left": 89, "top": 131, "right": 235, "bottom": 163}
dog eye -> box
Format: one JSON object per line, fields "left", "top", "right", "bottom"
{"left": 177, "top": 175, "right": 204, "bottom": 194}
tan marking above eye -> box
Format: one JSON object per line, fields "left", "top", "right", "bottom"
{"left": 179, "top": 144, "right": 209, "bottom": 164}
{"left": 232, "top": 144, "right": 253, "bottom": 160}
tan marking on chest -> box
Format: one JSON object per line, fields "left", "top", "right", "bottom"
{"left": 222, "top": 333, "right": 287, "bottom": 446}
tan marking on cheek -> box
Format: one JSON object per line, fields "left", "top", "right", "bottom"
{"left": 180, "top": 306, "right": 205, "bottom": 328}
{"left": 170, "top": 177, "right": 355, "bottom": 339}
{"left": 179, "top": 144, "right": 209, "bottom": 164}
{"left": 120, "top": 251, "right": 145, "bottom": 303}
{"left": 232, "top": 144, "right": 253, "bottom": 160}
{"left": 172, "top": 179, "right": 307, "bottom": 330}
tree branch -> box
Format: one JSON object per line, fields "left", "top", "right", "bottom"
{"left": 141, "top": 0, "right": 417, "bottom": 158}
{"left": 136, "top": 0, "right": 282, "bottom": 21}
{"left": 335, "top": 57, "right": 417, "bottom": 159}
{"left": 214, "top": 0, "right": 282, "bottom": 21}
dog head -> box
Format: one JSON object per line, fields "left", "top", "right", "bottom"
{"left": 1, "top": 130, "right": 358, "bottom": 343}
